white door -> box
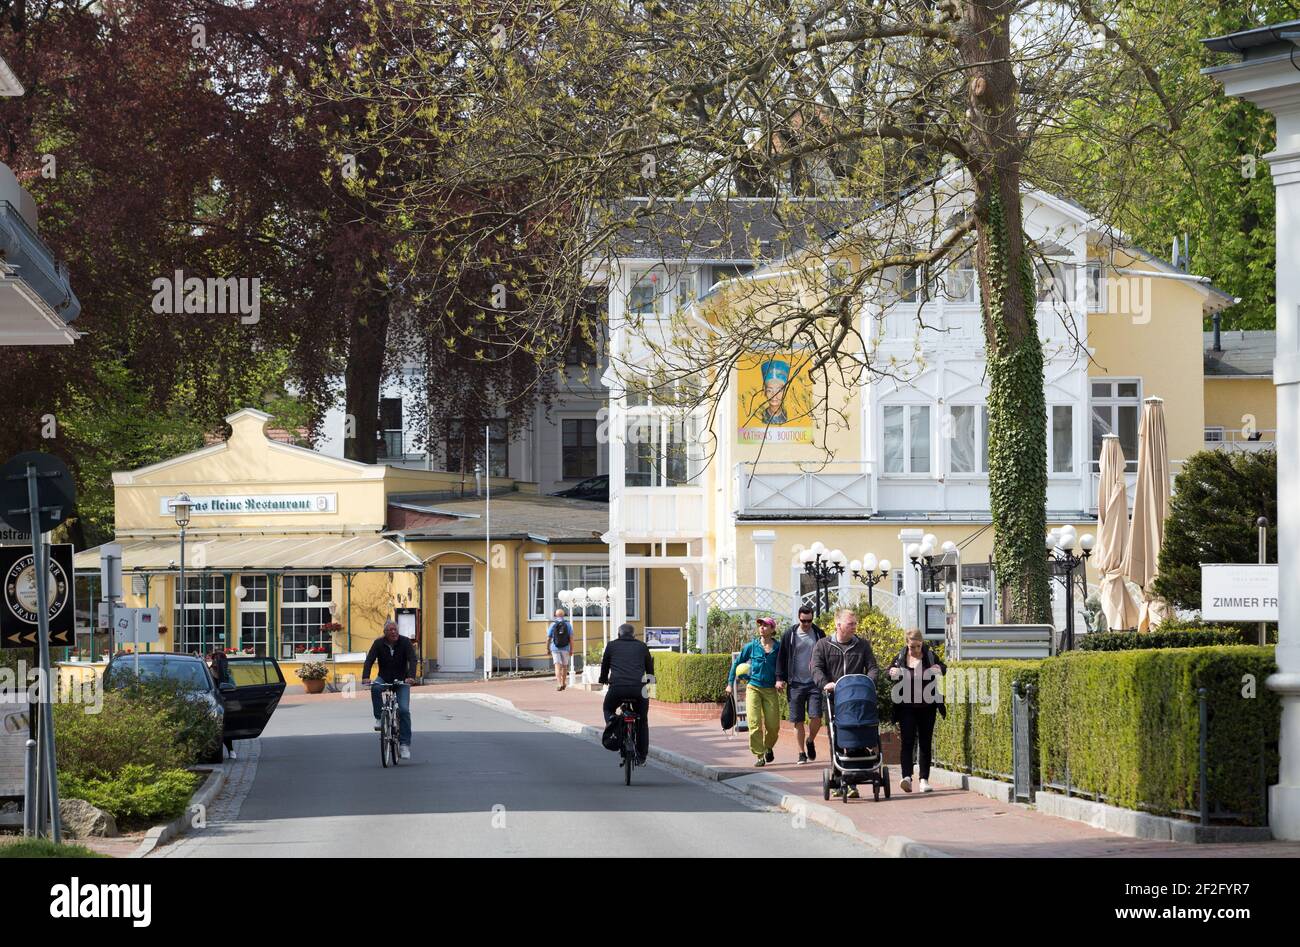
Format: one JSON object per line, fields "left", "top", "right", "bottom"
{"left": 438, "top": 567, "right": 475, "bottom": 671}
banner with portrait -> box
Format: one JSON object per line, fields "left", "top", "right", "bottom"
{"left": 736, "top": 351, "right": 814, "bottom": 444}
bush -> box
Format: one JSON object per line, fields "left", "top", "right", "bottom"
{"left": 700, "top": 608, "right": 760, "bottom": 655}
{"left": 1078, "top": 627, "right": 1247, "bottom": 651}
{"left": 60, "top": 764, "right": 201, "bottom": 830}
{"left": 651, "top": 652, "right": 734, "bottom": 703}
{"left": 54, "top": 690, "right": 194, "bottom": 779}
{"left": 932, "top": 660, "right": 1041, "bottom": 780}
{"left": 1037, "top": 646, "right": 1279, "bottom": 825}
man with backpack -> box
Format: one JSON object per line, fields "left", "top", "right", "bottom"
{"left": 547, "top": 608, "right": 575, "bottom": 691}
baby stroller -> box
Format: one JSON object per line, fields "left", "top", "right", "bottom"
{"left": 822, "top": 673, "right": 891, "bottom": 803}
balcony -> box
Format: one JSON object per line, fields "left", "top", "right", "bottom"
{"left": 0, "top": 164, "right": 81, "bottom": 345}
{"left": 620, "top": 486, "right": 706, "bottom": 538}
{"left": 735, "top": 461, "right": 876, "bottom": 517}
{"left": 1205, "top": 429, "right": 1276, "bottom": 453}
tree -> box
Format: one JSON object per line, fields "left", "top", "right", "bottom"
{"left": 1152, "top": 449, "right": 1276, "bottom": 613}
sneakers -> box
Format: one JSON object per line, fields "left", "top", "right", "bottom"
{"left": 228, "top": 750, "right": 237, "bottom": 760}
{"left": 399, "top": 745, "right": 411, "bottom": 760}
{"left": 848, "top": 785, "right": 860, "bottom": 798}
{"left": 805, "top": 739, "right": 817, "bottom": 762}
{"left": 765, "top": 749, "right": 775, "bottom": 763}
{"left": 900, "top": 776, "right": 913, "bottom": 793}
{"left": 796, "top": 752, "right": 808, "bottom": 765}
{"left": 373, "top": 718, "right": 382, "bottom": 732}
{"left": 754, "top": 757, "right": 766, "bottom": 767}
{"left": 920, "top": 779, "right": 932, "bottom": 793}
{"left": 836, "top": 785, "right": 859, "bottom": 798}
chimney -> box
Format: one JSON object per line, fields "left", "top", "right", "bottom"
{"left": 1212, "top": 312, "right": 1222, "bottom": 352}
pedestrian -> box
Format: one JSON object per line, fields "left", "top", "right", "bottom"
{"left": 727, "top": 616, "right": 781, "bottom": 766}
{"left": 207, "top": 648, "right": 237, "bottom": 760}
{"left": 811, "top": 608, "right": 879, "bottom": 796}
{"left": 547, "top": 608, "right": 574, "bottom": 690}
{"left": 776, "top": 604, "right": 824, "bottom": 764}
{"left": 887, "top": 628, "right": 947, "bottom": 794}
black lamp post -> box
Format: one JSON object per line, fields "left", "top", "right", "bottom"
{"left": 800, "top": 542, "right": 845, "bottom": 619}
{"left": 1047, "top": 526, "right": 1093, "bottom": 652}
{"left": 906, "top": 533, "right": 940, "bottom": 592}
{"left": 850, "top": 553, "right": 893, "bottom": 609}
{"left": 170, "top": 492, "right": 192, "bottom": 654}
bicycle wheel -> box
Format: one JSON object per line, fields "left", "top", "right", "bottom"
{"left": 623, "top": 729, "right": 634, "bottom": 786}
{"left": 381, "top": 706, "right": 394, "bottom": 768}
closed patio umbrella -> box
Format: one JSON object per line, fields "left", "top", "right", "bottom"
{"left": 1096, "top": 434, "right": 1139, "bottom": 631}
{"left": 1124, "top": 397, "right": 1171, "bottom": 631}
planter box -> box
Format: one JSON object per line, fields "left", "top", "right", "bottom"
{"left": 649, "top": 698, "right": 726, "bottom": 723}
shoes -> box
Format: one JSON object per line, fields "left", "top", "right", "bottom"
{"left": 797, "top": 752, "right": 808, "bottom": 765}
{"left": 399, "top": 745, "right": 411, "bottom": 760}
{"left": 900, "top": 776, "right": 912, "bottom": 793}
{"left": 228, "top": 750, "right": 237, "bottom": 760}
{"left": 765, "top": 750, "right": 775, "bottom": 763}
{"left": 560, "top": 683, "right": 567, "bottom": 691}
{"left": 920, "top": 779, "right": 932, "bottom": 793}
{"left": 837, "top": 784, "right": 859, "bottom": 798}
{"left": 848, "top": 785, "right": 860, "bottom": 798}
{"left": 373, "top": 718, "right": 382, "bottom": 732}
{"left": 805, "top": 739, "right": 816, "bottom": 762}
{"left": 754, "top": 757, "right": 766, "bottom": 767}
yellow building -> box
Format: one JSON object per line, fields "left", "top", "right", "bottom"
{"left": 1203, "top": 326, "right": 1275, "bottom": 451}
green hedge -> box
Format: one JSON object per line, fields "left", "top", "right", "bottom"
{"left": 932, "top": 660, "right": 1042, "bottom": 780}
{"left": 651, "top": 652, "right": 733, "bottom": 703}
{"left": 1038, "top": 646, "right": 1278, "bottom": 824}
{"left": 60, "top": 764, "right": 201, "bottom": 831}
{"left": 1078, "top": 627, "right": 1247, "bottom": 651}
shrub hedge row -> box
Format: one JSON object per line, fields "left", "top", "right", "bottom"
{"left": 1078, "top": 628, "right": 1246, "bottom": 651}
{"left": 650, "top": 652, "right": 734, "bottom": 703}
{"left": 932, "top": 660, "right": 1041, "bottom": 780}
{"left": 1037, "top": 646, "right": 1279, "bottom": 824}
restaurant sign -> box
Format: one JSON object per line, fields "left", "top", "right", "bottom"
{"left": 158, "top": 493, "right": 337, "bottom": 516}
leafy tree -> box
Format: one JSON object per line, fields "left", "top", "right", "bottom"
{"left": 1152, "top": 449, "right": 1276, "bottom": 612}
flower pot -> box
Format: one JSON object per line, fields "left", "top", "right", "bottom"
{"left": 302, "top": 678, "right": 326, "bottom": 694}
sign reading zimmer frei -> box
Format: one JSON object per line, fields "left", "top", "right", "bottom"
{"left": 1200, "top": 563, "right": 1279, "bottom": 621}
{"left": 158, "top": 493, "right": 337, "bottom": 516}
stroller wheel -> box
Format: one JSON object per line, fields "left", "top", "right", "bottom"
{"left": 873, "top": 784, "right": 880, "bottom": 802}
{"left": 883, "top": 767, "right": 891, "bottom": 799}
{"left": 822, "top": 769, "right": 830, "bottom": 801}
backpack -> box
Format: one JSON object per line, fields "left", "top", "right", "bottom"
{"left": 551, "top": 621, "right": 572, "bottom": 649}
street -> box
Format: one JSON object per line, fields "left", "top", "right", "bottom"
{"left": 154, "top": 693, "right": 879, "bottom": 858}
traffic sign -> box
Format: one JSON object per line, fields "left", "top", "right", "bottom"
{"left": 0, "top": 452, "right": 75, "bottom": 535}
{"left": 1, "top": 544, "right": 75, "bottom": 649}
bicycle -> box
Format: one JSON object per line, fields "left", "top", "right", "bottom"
{"left": 617, "top": 699, "right": 640, "bottom": 786}
{"left": 374, "top": 682, "right": 404, "bottom": 768}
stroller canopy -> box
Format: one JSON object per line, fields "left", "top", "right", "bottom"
{"left": 833, "top": 674, "right": 879, "bottom": 728}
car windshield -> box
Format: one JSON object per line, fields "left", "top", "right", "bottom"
{"left": 108, "top": 657, "right": 211, "bottom": 690}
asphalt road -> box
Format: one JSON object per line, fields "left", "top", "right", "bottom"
{"left": 156, "top": 694, "right": 879, "bottom": 858}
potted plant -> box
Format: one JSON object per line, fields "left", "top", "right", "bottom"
{"left": 296, "top": 661, "right": 330, "bottom": 694}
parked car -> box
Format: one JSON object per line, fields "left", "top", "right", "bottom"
{"left": 102, "top": 652, "right": 285, "bottom": 764}
{"left": 551, "top": 474, "right": 608, "bottom": 502}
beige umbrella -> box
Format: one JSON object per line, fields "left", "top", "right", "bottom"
{"left": 1124, "top": 397, "right": 1171, "bottom": 631}
{"left": 1096, "top": 434, "right": 1139, "bottom": 630}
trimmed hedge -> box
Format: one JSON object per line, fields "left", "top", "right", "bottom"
{"left": 1078, "top": 628, "right": 1247, "bottom": 651}
{"left": 1038, "top": 646, "right": 1278, "bottom": 824}
{"left": 932, "top": 660, "right": 1042, "bottom": 780}
{"left": 651, "top": 652, "right": 733, "bottom": 703}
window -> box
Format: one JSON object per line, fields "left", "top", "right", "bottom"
{"left": 562, "top": 418, "right": 599, "bottom": 480}
{"left": 943, "top": 253, "right": 976, "bottom": 304}
{"left": 624, "top": 414, "right": 690, "bottom": 486}
{"left": 441, "top": 565, "right": 473, "bottom": 584}
{"left": 565, "top": 290, "right": 604, "bottom": 366}
{"left": 899, "top": 266, "right": 927, "bottom": 303}
{"left": 1086, "top": 261, "right": 1106, "bottom": 311}
{"left": 174, "top": 575, "right": 226, "bottom": 655}
{"left": 629, "top": 271, "right": 666, "bottom": 316}
{"left": 446, "top": 418, "right": 508, "bottom": 478}
{"left": 553, "top": 564, "right": 639, "bottom": 620}
{"left": 709, "top": 264, "right": 753, "bottom": 288}
{"left": 949, "top": 405, "right": 989, "bottom": 474}
{"left": 882, "top": 404, "right": 931, "bottom": 474}
{"left": 379, "top": 398, "right": 403, "bottom": 459}
{"left": 1050, "top": 405, "right": 1074, "bottom": 474}
{"left": 1090, "top": 380, "right": 1140, "bottom": 471}
{"left": 1036, "top": 260, "right": 1075, "bottom": 304}
{"left": 280, "top": 574, "right": 333, "bottom": 658}
{"left": 528, "top": 565, "right": 547, "bottom": 620}
{"left": 237, "top": 574, "right": 268, "bottom": 656}
{"left": 1205, "top": 426, "right": 1225, "bottom": 443}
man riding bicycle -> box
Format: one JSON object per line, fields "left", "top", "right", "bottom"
{"left": 362, "top": 620, "right": 417, "bottom": 760}
{"left": 599, "top": 623, "right": 654, "bottom": 764}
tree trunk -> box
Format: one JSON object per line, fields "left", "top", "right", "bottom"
{"left": 342, "top": 292, "right": 390, "bottom": 464}
{"left": 961, "top": 1, "right": 1051, "bottom": 623}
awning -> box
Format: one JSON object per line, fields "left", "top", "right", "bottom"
{"left": 73, "top": 534, "right": 424, "bottom": 574}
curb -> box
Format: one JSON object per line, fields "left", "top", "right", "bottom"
{"left": 429, "top": 692, "right": 948, "bottom": 858}
{"left": 1034, "top": 789, "right": 1276, "bottom": 844}
{"left": 130, "top": 762, "right": 228, "bottom": 858}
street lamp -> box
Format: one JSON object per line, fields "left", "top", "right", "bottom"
{"left": 589, "top": 585, "right": 609, "bottom": 661}
{"left": 170, "top": 493, "right": 192, "bottom": 653}
{"left": 849, "top": 553, "right": 893, "bottom": 609}
{"left": 1047, "top": 526, "right": 1094, "bottom": 652}
{"left": 907, "top": 534, "right": 940, "bottom": 591}
{"left": 572, "top": 587, "right": 589, "bottom": 680}
{"left": 801, "top": 542, "right": 846, "bottom": 619}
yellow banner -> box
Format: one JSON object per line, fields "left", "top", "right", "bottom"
{"left": 737, "top": 352, "right": 813, "bottom": 444}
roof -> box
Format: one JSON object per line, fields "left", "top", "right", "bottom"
{"left": 390, "top": 492, "right": 609, "bottom": 544}
{"left": 73, "top": 534, "right": 424, "bottom": 574}
{"left": 1204, "top": 329, "right": 1275, "bottom": 377}
{"left": 1202, "top": 20, "right": 1300, "bottom": 56}
{"left": 604, "top": 198, "right": 866, "bottom": 264}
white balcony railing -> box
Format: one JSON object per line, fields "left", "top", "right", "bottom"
{"left": 735, "top": 462, "right": 876, "bottom": 516}
{"left": 620, "top": 486, "right": 706, "bottom": 538}
{"left": 1205, "top": 430, "right": 1276, "bottom": 453}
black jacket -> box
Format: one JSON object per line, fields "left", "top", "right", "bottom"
{"left": 362, "top": 635, "right": 418, "bottom": 682}
{"left": 599, "top": 636, "right": 655, "bottom": 688}
{"left": 775, "top": 624, "right": 824, "bottom": 685}
{"left": 888, "top": 644, "right": 947, "bottom": 711}
{"left": 811, "top": 635, "right": 879, "bottom": 690}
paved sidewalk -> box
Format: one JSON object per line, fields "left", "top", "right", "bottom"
{"left": 336, "top": 676, "right": 1300, "bottom": 859}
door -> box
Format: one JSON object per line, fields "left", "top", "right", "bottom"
{"left": 222, "top": 656, "right": 287, "bottom": 740}
{"left": 439, "top": 565, "right": 475, "bottom": 671}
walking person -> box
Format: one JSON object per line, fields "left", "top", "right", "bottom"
{"left": 776, "top": 605, "right": 824, "bottom": 764}
{"left": 208, "top": 648, "right": 236, "bottom": 760}
{"left": 547, "top": 608, "right": 574, "bottom": 691}
{"left": 812, "top": 608, "right": 879, "bottom": 796}
{"left": 887, "top": 628, "right": 947, "bottom": 793}
{"left": 727, "top": 617, "right": 782, "bottom": 766}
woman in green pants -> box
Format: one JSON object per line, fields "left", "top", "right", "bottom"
{"left": 726, "top": 617, "right": 782, "bottom": 766}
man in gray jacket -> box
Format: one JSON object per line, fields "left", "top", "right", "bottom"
{"left": 811, "top": 608, "right": 879, "bottom": 692}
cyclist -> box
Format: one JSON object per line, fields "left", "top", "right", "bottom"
{"left": 599, "top": 623, "right": 654, "bottom": 764}
{"left": 361, "top": 620, "right": 417, "bottom": 760}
